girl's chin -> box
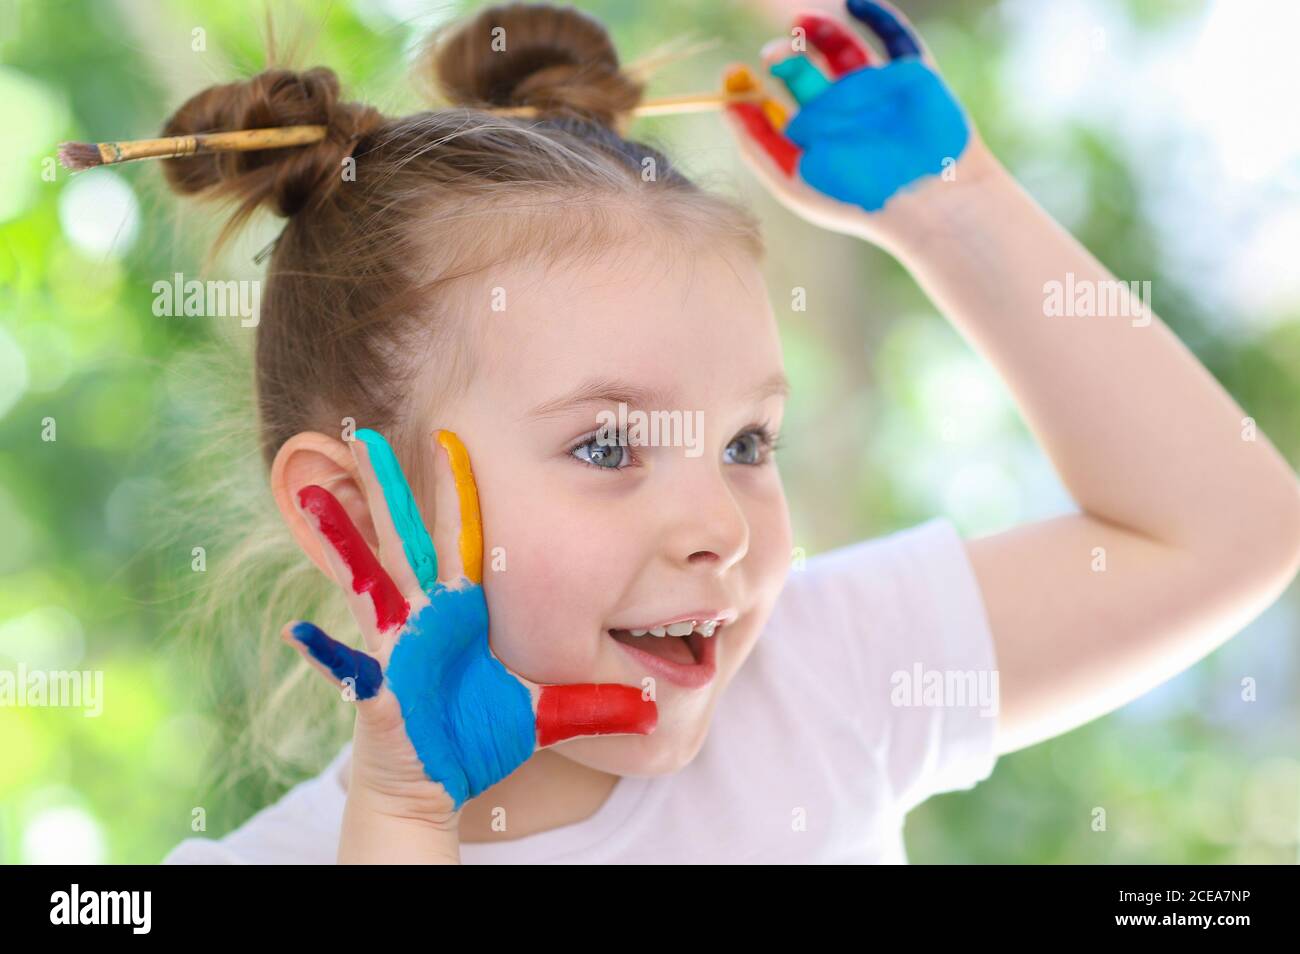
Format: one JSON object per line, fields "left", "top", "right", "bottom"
{"left": 549, "top": 710, "right": 715, "bottom": 777}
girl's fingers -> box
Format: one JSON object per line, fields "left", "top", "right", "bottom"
{"left": 297, "top": 484, "right": 411, "bottom": 643}
{"left": 795, "top": 10, "right": 873, "bottom": 78}
{"left": 762, "top": 39, "right": 833, "bottom": 106}
{"left": 430, "top": 429, "right": 483, "bottom": 587}
{"left": 493, "top": 652, "right": 657, "bottom": 747}
{"left": 764, "top": 10, "right": 875, "bottom": 109}
{"left": 845, "top": 0, "right": 923, "bottom": 61}
{"left": 723, "top": 64, "right": 801, "bottom": 178}
{"left": 533, "top": 684, "right": 658, "bottom": 747}
{"left": 282, "top": 620, "right": 384, "bottom": 702}
{"left": 351, "top": 428, "right": 438, "bottom": 595}
{"left": 508, "top": 669, "right": 658, "bottom": 747}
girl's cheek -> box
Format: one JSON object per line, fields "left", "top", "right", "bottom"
{"left": 482, "top": 524, "right": 620, "bottom": 678}
{"left": 748, "top": 481, "right": 794, "bottom": 588}
{"left": 472, "top": 460, "right": 625, "bottom": 676}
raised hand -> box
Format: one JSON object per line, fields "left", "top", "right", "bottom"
{"left": 282, "top": 427, "right": 657, "bottom": 817}
{"left": 722, "top": 0, "right": 986, "bottom": 241}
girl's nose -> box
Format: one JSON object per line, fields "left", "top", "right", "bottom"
{"left": 664, "top": 473, "right": 750, "bottom": 574}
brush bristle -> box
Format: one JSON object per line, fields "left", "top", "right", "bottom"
{"left": 58, "top": 141, "right": 103, "bottom": 171}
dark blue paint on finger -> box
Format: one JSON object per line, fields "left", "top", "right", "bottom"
{"left": 847, "top": 0, "right": 922, "bottom": 60}
{"left": 292, "top": 621, "right": 384, "bottom": 700}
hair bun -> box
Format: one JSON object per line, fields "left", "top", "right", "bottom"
{"left": 428, "top": 2, "right": 643, "bottom": 128}
{"left": 159, "top": 67, "right": 384, "bottom": 219}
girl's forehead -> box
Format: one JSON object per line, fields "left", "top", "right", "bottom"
{"left": 473, "top": 261, "right": 782, "bottom": 402}
{"left": 471, "top": 339, "right": 787, "bottom": 437}
{"left": 476, "top": 246, "right": 774, "bottom": 347}
{"left": 436, "top": 245, "right": 782, "bottom": 427}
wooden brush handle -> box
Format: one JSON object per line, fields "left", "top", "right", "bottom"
{"left": 95, "top": 125, "right": 330, "bottom": 164}
{"left": 76, "top": 88, "right": 771, "bottom": 166}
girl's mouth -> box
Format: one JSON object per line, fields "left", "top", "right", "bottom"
{"left": 606, "top": 614, "right": 730, "bottom": 689}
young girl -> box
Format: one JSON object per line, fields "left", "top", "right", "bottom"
{"left": 156, "top": 0, "right": 1300, "bottom": 863}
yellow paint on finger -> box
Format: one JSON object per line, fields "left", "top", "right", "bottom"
{"left": 762, "top": 98, "right": 788, "bottom": 130}
{"left": 724, "top": 64, "right": 758, "bottom": 94}
{"left": 435, "top": 429, "right": 483, "bottom": 585}
{"left": 723, "top": 63, "right": 788, "bottom": 130}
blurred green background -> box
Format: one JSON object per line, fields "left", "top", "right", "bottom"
{"left": 2, "top": 0, "right": 1297, "bottom": 863}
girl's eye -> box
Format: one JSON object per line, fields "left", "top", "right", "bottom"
{"left": 570, "top": 426, "right": 779, "bottom": 470}
{"left": 725, "top": 427, "right": 780, "bottom": 466}
{"left": 570, "top": 433, "right": 631, "bottom": 470}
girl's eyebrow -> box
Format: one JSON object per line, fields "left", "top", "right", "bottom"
{"left": 525, "top": 378, "right": 673, "bottom": 421}
{"left": 525, "top": 371, "right": 791, "bottom": 421}
{"left": 757, "top": 370, "right": 792, "bottom": 401}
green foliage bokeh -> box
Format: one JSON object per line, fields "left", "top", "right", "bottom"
{"left": 2, "top": 0, "right": 1296, "bottom": 863}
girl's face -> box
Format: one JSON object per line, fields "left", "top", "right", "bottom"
{"left": 422, "top": 240, "right": 792, "bottom": 776}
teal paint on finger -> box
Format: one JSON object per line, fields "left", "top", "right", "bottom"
{"left": 769, "top": 53, "right": 834, "bottom": 105}
{"left": 355, "top": 428, "right": 439, "bottom": 592}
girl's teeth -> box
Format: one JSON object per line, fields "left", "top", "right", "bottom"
{"left": 619, "top": 619, "right": 724, "bottom": 638}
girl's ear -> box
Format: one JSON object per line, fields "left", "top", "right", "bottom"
{"left": 270, "top": 431, "right": 379, "bottom": 583}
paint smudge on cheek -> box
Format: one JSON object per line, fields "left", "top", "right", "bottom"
{"left": 298, "top": 484, "right": 411, "bottom": 633}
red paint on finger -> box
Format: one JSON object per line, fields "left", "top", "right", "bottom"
{"left": 298, "top": 485, "right": 410, "bottom": 633}
{"left": 535, "top": 684, "right": 658, "bottom": 747}
{"left": 727, "top": 102, "right": 801, "bottom": 176}
{"left": 724, "top": 65, "right": 800, "bottom": 177}
{"left": 796, "top": 13, "right": 872, "bottom": 77}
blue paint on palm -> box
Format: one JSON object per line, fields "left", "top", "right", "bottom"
{"left": 784, "top": 58, "right": 968, "bottom": 212}
{"left": 384, "top": 582, "right": 536, "bottom": 809}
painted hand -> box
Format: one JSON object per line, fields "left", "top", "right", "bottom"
{"left": 722, "top": 0, "right": 977, "bottom": 237}
{"left": 282, "top": 428, "right": 657, "bottom": 815}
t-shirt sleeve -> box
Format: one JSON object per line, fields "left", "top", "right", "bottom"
{"left": 778, "top": 517, "right": 1001, "bottom": 813}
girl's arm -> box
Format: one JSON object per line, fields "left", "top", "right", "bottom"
{"left": 724, "top": 1, "right": 1300, "bottom": 756}
{"left": 888, "top": 151, "right": 1300, "bottom": 754}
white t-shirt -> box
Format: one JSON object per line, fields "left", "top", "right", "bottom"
{"left": 163, "top": 517, "right": 1000, "bottom": 864}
